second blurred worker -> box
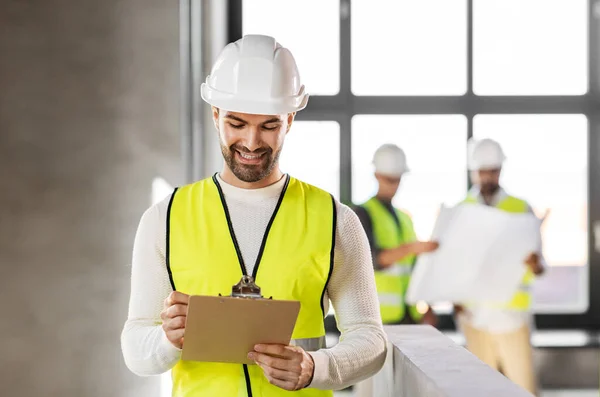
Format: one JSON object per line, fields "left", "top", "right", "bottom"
{"left": 354, "top": 144, "right": 438, "bottom": 326}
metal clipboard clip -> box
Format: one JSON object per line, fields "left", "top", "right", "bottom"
{"left": 220, "top": 275, "right": 273, "bottom": 300}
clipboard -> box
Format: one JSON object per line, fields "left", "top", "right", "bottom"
{"left": 181, "top": 277, "right": 301, "bottom": 364}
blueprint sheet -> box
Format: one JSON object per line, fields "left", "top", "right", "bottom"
{"left": 406, "top": 203, "right": 542, "bottom": 304}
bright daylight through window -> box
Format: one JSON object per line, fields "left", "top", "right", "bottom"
{"left": 473, "top": 0, "right": 588, "bottom": 95}
{"left": 352, "top": 0, "right": 467, "bottom": 95}
{"left": 279, "top": 121, "right": 341, "bottom": 198}
{"left": 242, "top": 0, "right": 340, "bottom": 95}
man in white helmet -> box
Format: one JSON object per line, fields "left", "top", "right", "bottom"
{"left": 121, "top": 35, "right": 386, "bottom": 396}
{"left": 455, "top": 137, "right": 545, "bottom": 395}
{"left": 354, "top": 144, "right": 439, "bottom": 327}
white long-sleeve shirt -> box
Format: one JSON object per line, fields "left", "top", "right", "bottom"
{"left": 121, "top": 174, "right": 387, "bottom": 391}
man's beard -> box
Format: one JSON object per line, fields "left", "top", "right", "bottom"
{"left": 480, "top": 182, "right": 500, "bottom": 196}
{"left": 221, "top": 143, "right": 282, "bottom": 183}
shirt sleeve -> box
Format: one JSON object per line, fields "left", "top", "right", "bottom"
{"left": 121, "top": 195, "right": 182, "bottom": 376}
{"left": 352, "top": 205, "right": 384, "bottom": 270}
{"left": 308, "top": 202, "right": 387, "bottom": 390}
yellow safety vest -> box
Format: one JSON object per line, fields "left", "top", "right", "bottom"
{"left": 167, "top": 175, "right": 335, "bottom": 397}
{"left": 361, "top": 197, "right": 422, "bottom": 324}
{"left": 464, "top": 194, "right": 535, "bottom": 310}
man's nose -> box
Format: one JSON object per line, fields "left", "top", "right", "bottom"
{"left": 240, "top": 126, "right": 262, "bottom": 151}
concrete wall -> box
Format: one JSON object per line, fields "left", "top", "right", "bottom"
{"left": 0, "top": 1, "right": 180, "bottom": 396}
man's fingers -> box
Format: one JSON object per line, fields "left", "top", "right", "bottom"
{"left": 414, "top": 241, "right": 438, "bottom": 254}
{"left": 165, "top": 291, "right": 190, "bottom": 307}
{"left": 163, "top": 315, "right": 186, "bottom": 330}
{"left": 524, "top": 253, "right": 538, "bottom": 265}
{"left": 424, "top": 241, "right": 439, "bottom": 252}
{"left": 166, "top": 328, "right": 185, "bottom": 340}
{"left": 166, "top": 304, "right": 188, "bottom": 318}
{"left": 165, "top": 328, "right": 185, "bottom": 344}
{"left": 263, "top": 375, "right": 296, "bottom": 391}
{"left": 254, "top": 344, "right": 292, "bottom": 358}
{"left": 250, "top": 352, "right": 295, "bottom": 371}
{"left": 256, "top": 363, "right": 298, "bottom": 382}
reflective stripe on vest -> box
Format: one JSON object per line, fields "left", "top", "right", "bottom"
{"left": 361, "top": 198, "right": 420, "bottom": 324}
{"left": 464, "top": 194, "right": 535, "bottom": 311}
{"left": 379, "top": 263, "right": 413, "bottom": 277}
{"left": 290, "top": 336, "right": 327, "bottom": 352}
{"left": 167, "top": 175, "right": 335, "bottom": 397}
{"left": 378, "top": 293, "right": 403, "bottom": 306}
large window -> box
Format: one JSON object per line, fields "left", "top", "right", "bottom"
{"left": 229, "top": 0, "right": 597, "bottom": 329}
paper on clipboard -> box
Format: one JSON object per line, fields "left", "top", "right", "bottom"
{"left": 181, "top": 295, "right": 300, "bottom": 364}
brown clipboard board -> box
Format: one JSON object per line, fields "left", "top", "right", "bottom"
{"left": 181, "top": 295, "right": 301, "bottom": 364}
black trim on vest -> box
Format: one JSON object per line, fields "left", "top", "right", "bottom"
{"left": 320, "top": 194, "right": 337, "bottom": 317}
{"left": 251, "top": 174, "right": 290, "bottom": 279}
{"left": 165, "top": 187, "right": 179, "bottom": 291}
{"left": 243, "top": 364, "right": 253, "bottom": 397}
{"left": 212, "top": 174, "right": 248, "bottom": 277}
{"left": 212, "top": 174, "right": 291, "bottom": 397}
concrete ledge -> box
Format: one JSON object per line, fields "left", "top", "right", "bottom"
{"left": 366, "top": 325, "right": 534, "bottom": 397}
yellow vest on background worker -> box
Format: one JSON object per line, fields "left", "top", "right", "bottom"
{"left": 168, "top": 175, "right": 334, "bottom": 397}
{"left": 463, "top": 194, "right": 535, "bottom": 310}
{"left": 361, "top": 197, "right": 423, "bottom": 324}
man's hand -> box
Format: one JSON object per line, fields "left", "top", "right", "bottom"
{"left": 524, "top": 252, "right": 544, "bottom": 275}
{"left": 248, "top": 344, "right": 315, "bottom": 391}
{"left": 411, "top": 241, "right": 439, "bottom": 255}
{"left": 421, "top": 308, "right": 438, "bottom": 327}
{"left": 160, "top": 291, "right": 190, "bottom": 349}
{"left": 453, "top": 304, "right": 465, "bottom": 316}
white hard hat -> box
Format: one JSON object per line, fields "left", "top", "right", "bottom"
{"left": 201, "top": 35, "right": 309, "bottom": 115}
{"left": 468, "top": 138, "right": 506, "bottom": 170}
{"left": 373, "top": 144, "right": 409, "bottom": 177}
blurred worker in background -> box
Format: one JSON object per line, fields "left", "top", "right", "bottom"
{"left": 455, "top": 138, "right": 545, "bottom": 395}
{"left": 122, "top": 34, "right": 387, "bottom": 396}
{"left": 354, "top": 144, "right": 439, "bottom": 327}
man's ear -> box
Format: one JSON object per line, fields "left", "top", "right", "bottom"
{"left": 212, "top": 106, "right": 220, "bottom": 131}
{"left": 286, "top": 112, "right": 296, "bottom": 133}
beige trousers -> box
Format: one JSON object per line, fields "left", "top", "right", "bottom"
{"left": 462, "top": 322, "right": 537, "bottom": 395}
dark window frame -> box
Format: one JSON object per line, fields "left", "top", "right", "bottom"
{"left": 228, "top": 0, "right": 600, "bottom": 331}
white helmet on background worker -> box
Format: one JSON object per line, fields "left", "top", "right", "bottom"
{"left": 468, "top": 138, "right": 506, "bottom": 171}
{"left": 372, "top": 144, "right": 410, "bottom": 177}
{"left": 201, "top": 34, "right": 309, "bottom": 115}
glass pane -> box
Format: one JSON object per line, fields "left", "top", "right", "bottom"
{"left": 280, "top": 121, "right": 340, "bottom": 198}
{"left": 473, "top": 0, "right": 588, "bottom": 95}
{"left": 242, "top": 0, "right": 340, "bottom": 95}
{"left": 352, "top": 0, "right": 467, "bottom": 96}
{"left": 474, "top": 114, "right": 588, "bottom": 312}
{"left": 352, "top": 115, "right": 468, "bottom": 239}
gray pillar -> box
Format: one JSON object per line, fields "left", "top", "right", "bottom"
{"left": 181, "top": 0, "right": 228, "bottom": 182}
{"left": 0, "top": 1, "right": 180, "bottom": 396}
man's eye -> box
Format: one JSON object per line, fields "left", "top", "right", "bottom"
{"left": 229, "top": 123, "right": 244, "bottom": 129}
{"left": 263, "top": 125, "right": 278, "bottom": 131}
